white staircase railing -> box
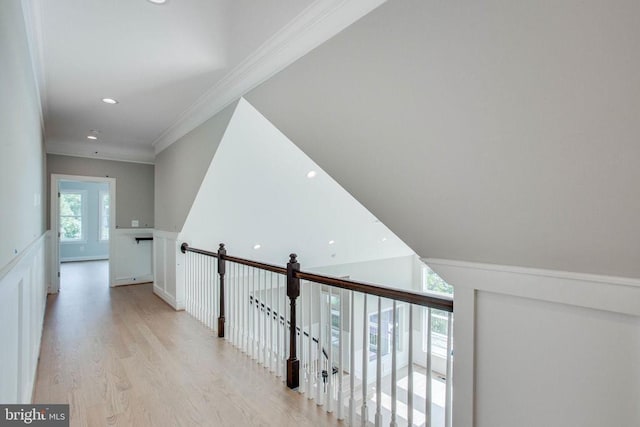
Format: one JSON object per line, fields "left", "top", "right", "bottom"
{"left": 181, "top": 243, "right": 454, "bottom": 427}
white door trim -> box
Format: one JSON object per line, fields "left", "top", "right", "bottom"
{"left": 50, "top": 174, "right": 116, "bottom": 292}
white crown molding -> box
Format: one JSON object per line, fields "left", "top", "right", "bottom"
{"left": 152, "top": 0, "right": 387, "bottom": 155}
{"left": 47, "top": 146, "right": 155, "bottom": 165}
{"left": 20, "top": 0, "right": 48, "bottom": 133}
{"left": 424, "top": 258, "right": 640, "bottom": 289}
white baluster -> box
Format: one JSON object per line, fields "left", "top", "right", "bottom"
{"left": 193, "top": 254, "right": 198, "bottom": 320}
{"left": 207, "top": 256, "right": 211, "bottom": 329}
{"left": 299, "top": 283, "right": 305, "bottom": 393}
{"left": 232, "top": 263, "right": 236, "bottom": 345}
{"left": 228, "top": 262, "right": 232, "bottom": 342}
{"left": 307, "top": 281, "right": 313, "bottom": 398}
{"left": 445, "top": 312, "right": 453, "bottom": 427}
{"left": 205, "top": 256, "right": 209, "bottom": 328}
{"left": 259, "top": 269, "right": 263, "bottom": 364}
{"left": 189, "top": 253, "right": 193, "bottom": 314}
{"left": 187, "top": 253, "right": 191, "bottom": 314}
{"left": 196, "top": 255, "right": 203, "bottom": 322}
{"left": 338, "top": 288, "right": 345, "bottom": 420}
{"left": 248, "top": 267, "right": 253, "bottom": 356}
{"left": 375, "top": 297, "right": 382, "bottom": 427}
{"left": 268, "top": 272, "right": 273, "bottom": 372}
{"left": 234, "top": 263, "right": 238, "bottom": 346}
{"left": 185, "top": 253, "right": 189, "bottom": 314}
{"left": 244, "top": 265, "right": 249, "bottom": 354}
{"left": 317, "top": 284, "right": 324, "bottom": 405}
{"left": 327, "top": 288, "right": 333, "bottom": 412}
{"left": 277, "top": 274, "right": 280, "bottom": 376}
{"left": 349, "top": 291, "right": 356, "bottom": 426}
{"left": 408, "top": 305, "right": 414, "bottom": 427}
{"left": 425, "top": 308, "right": 432, "bottom": 427}
{"left": 251, "top": 268, "right": 256, "bottom": 359}
{"left": 361, "top": 294, "right": 368, "bottom": 427}
{"left": 390, "top": 301, "right": 397, "bottom": 427}
{"left": 284, "top": 274, "right": 288, "bottom": 380}
{"left": 276, "top": 273, "right": 281, "bottom": 377}
{"left": 200, "top": 255, "right": 204, "bottom": 324}
{"left": 263, "top": 271, "right": 268, "bottom": 368}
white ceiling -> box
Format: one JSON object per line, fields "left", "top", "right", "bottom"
{"left": 25, "top": 0, "right": 385, "bottom": 163}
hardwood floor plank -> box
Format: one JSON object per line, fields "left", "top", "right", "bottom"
{"left": 34, "top": 261, "right": 341, "bottom": 426}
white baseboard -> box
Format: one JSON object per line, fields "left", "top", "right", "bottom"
{"left": 112, "top": 274, "right": 153, "bottom": 287}
{"left": 154, "top": 284, "right": 178, "bottom": 309}
{"left": 61, "top": 255, "right": 108, "bottom": 263}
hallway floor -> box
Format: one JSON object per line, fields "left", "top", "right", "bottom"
{"left": 33, "top": 261, "right": 333, "bottom": 426}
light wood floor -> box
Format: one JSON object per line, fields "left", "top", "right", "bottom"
{"left": 34, "top": 261, "right": 338, "bottom": 426}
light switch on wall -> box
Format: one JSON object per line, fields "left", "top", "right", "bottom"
{"left": 131, "top": 220, "right": 139, "bottom": 227}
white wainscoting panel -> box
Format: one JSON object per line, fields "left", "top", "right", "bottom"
{"left": 153, "top": 230, "right": 183, "bottom": 310}
{"left": 0, "top": 232, "right": 49, "bottom": 403}
{"left": 426, "top": 258, "right": 640, "bottom": 427}
{"left": 112, "top": 228, "right": 153, "bottom": 286}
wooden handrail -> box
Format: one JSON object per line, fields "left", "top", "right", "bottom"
{"left": 295, "top": 271, "right": 453, "bottom": 312}
{"left": 181, "top": 243, "right": 218, "bottom": 258}
{"left": 181, "top": 243, "right": 286, "bottom": 274}
{"left": 224, "top": 254, "right": 287, "bottom": 275}
{"left": 181, "top": 242, "right": 453, "bottom": 312}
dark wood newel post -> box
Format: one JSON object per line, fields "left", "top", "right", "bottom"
{"left": 286, "top": 253, "right": 300, "bottom": 389}
{"left": 217, "top": 243, "right": 226, "bottom": 338}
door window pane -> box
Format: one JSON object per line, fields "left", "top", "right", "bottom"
{"left": 99, "top": 191, "right": 110, "bottom": 240}
{"left": 60, "top": 192, "right": 84, "bottom": 241}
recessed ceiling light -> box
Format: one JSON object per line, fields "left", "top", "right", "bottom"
{"left": 306, "top": 170, "right": 317, "bottom": 179}
{"left": 147, "top": 0, "right": 167, "bottom": 4}
{"left": 328, "top": 240, "right": 335, "bottom": 245}
{"left": 101, "top": 98, "right": 118, "bottom": 104}
{"left": 87, "top": 135, "right": 97, "bottom": 140}
{"left": 253, "top": 244, "right": 261, "bottom": 250}
{"left": 381, "top": 237, "right": 388, "bottom": 242}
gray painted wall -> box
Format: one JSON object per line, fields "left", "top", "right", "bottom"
{"left": 0, "top": 0, "right": 45, "bottom": 271}
{"left": 58, "top": 181, "right": 109, "bottom": 261}
{"left": 154, "top": 101, "right": 237, "bottom": 232}
{"left": 47, "top": 154, "right": 154, "bottom": 229}
{"left": 246, "top": 0, "right": 640, "bottom": 278}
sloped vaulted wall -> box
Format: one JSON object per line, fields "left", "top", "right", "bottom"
{"left": 152, "top": 2, "right": 640, "bottom": 425}
{"left": 246, "top": 0, "right": 640, "bottom": 279}
{"left": 241, "top": 3, "right": 640, "bottom": 423}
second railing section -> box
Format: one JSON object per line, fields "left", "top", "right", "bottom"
{"left": 181, "top": 243, "right": 454, "bottom": 427}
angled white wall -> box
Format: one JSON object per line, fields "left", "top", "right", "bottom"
{"left": 180, "top": 98, "right": 413, "bottom": 269}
